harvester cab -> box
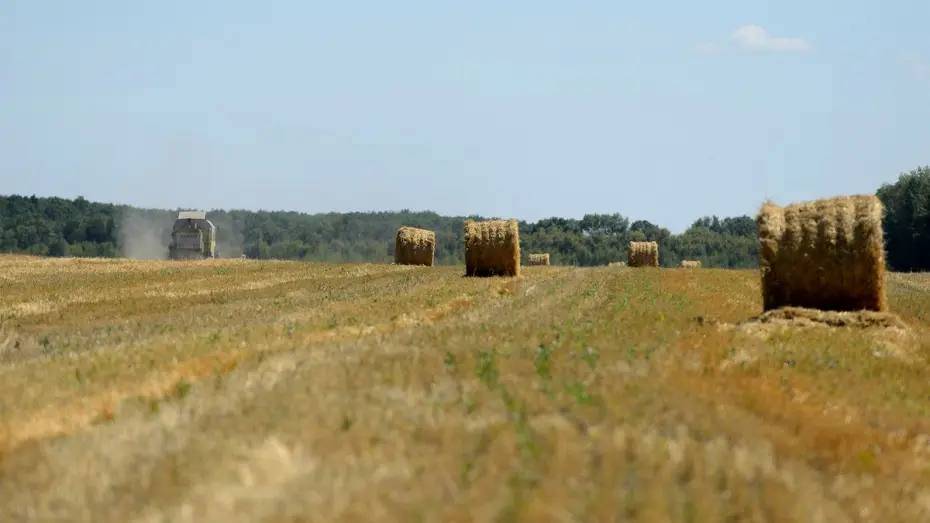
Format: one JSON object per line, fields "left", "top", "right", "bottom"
{"left": 168, "top": 211, "right": 217, "bottom": 260}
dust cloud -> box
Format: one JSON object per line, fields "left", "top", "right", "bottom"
{"left": 117, "top": 209, "right": 244, "bottom": 259}
{"left": 117, "top": 210, "right": 171, "bottom": 259}
{"left": 210, "top": 213, "right": 245, "bottom": 258}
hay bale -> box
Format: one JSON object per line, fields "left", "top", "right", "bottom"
{"left": 464, "top": 219, "right": 520, "bottom": 277}
{"left": 628, "top": 241, "right": 659, "bottom": 267}
{"left": 526, "top": 253, "right": 550, "bottom": 266}
{"left": 394, "top": 226, "right": 435, "bottom": 266}
{"left": 680, "top": 260, "right": 702, "bottom": 269}
{"left": 757, "top": 195, "right": 886, "bottom": 312}
{"left": 608, "top": 261, "right": 627, "bottom": 267}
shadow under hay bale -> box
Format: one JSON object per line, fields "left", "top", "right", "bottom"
{"left": 394, "top": 227, "right": 435, "bottom": 266}
{"left": 526, "top": 253, "right": 550, "bottom": 266}
{"left": 747, "top": 307, "right": 907, "bottom": 329}
{"left": 628, "top": 241, "right": 659, "bottom": 267}
{"left": 680, "top": 260, "right": 702, "bottom": 268}
{"left": 464, "top": 219, "right": 520, "bottom": 277}
{"left": 757, "top": 195, "right": 886, "bottom": 312}
{"left": 732, "top": 307, "right": 917, "bottom": 362}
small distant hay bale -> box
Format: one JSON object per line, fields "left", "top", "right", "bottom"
{"left": 394, "top": 226, "right": 435, "bottom": 266}
{"left": 526, "top": 253, "right": 550, "bottom": 266}
{"left": 464, "top": 219, "right": 520, "bottom": 277}
{"left": 608, "top": 261, "right": 627, "bottom": 267}
{"left": 680, "top": 260, "right": 702, "bottom": 269}
{"left": 757, "top": 195, "right": 886, "bottom": 312}
{"left": 628, "top": 241, "right": 659, "bottom": 267}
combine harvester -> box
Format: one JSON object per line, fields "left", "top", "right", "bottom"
{"left": 168, "top": 211, "right": 217, "bottom": 260}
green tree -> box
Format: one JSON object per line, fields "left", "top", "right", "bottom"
{"left": 877, "top": 166, "right": 930, "bottom": 271}
{"left": 48, "top": 236, "right": 69, "bottom": 257}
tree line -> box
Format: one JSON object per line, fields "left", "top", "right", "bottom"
{"left": 1, "top": 165, "right": 927, "bottom": 269}
{"left": 0, "top": 198, "right": 759, "bottom": 267}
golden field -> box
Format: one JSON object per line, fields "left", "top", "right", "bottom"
{"left": 0, "top": 255, "right": 929, "bottom": 522}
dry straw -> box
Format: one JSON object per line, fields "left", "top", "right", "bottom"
{"left": 628, "top": 241, "right": 659, "bottom": 267}
{"left": 757, "top": 195, "right": 886, "bottom": 312}
{"left": 680, "top": 260, "right": 702, "bottom": 268}
{"left": 750, "top": 306, "right": 906, "bottom": 330}
{"left": 526, "top": 253, "right": 550, "bottom": 266}
{"left": 464, "top": 219, "right": 520, "bottom": 277}
{"left": 394, "top": 227, "right": 436, "bottom": 266}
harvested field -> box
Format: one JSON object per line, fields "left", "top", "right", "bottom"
{"left": 0, "top": 255, "right": 929, "bottom": 521}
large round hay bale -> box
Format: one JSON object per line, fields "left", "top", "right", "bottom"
{"left": 394, "top": 226, "right": 435, "bottom": 266}
{"left": 680, "top": 260, "right": 702, "bottom": 268}
{"left": 526, "top": 253, "right": 550, "bottom": 266}
{"left": 628, "top": 241, "right": 659, "bottom": 267}
{"left": 757, "top": 195, "right": 886, "bottom": 312}
{"left": 464, "top": 219, "right": 520, "bottom": 277}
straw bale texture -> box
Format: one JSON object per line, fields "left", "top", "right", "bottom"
{"left": 394, "top": 227, "right": 435, "bottom": 266}
{"left": 526, "top": 253, "right": 550, "bottom": 266}
{"left": 628, "top": 241, "right": 659, "bottom": 267}
{"left": 757, "top": 195, "right": 886, "bottom": 312}
{"left": 464, "top": 220, "right": 520, "bottom": 277}
{"left": 680, "top": 260, "right": 702, "bottom": 269}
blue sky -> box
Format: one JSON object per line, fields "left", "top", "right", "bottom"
{"left": 2, "top": 1, "right": 928, "bottom": 231}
